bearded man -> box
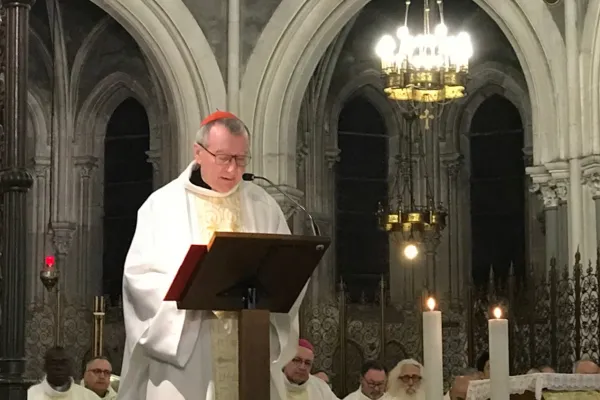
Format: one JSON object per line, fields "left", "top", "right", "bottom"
{"left": 386, "top": 359, "right": 424, "bottom": 400}
{"left": 118, "top": 111, "right": 306, "bottom": 400}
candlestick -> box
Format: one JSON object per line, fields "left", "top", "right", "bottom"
{"left": 423, "top": 297, "right": 443, "bottom": 400}
{"left": 489, "top": 307, "right": 509, "bottom": 400}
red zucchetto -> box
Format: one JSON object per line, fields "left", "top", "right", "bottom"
{"left": 299, "top": 338, "right": 314, "bottom": 352}
{"left": 200, "top": 110, "right": 239, "bottom": 126}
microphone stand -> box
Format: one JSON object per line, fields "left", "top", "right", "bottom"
{"left": 243, "top": 173, "right": 320, "bottom": 236}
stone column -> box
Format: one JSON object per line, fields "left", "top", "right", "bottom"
{"left": 75, "top": 156, "right": 97, "bottom": 298}
{"left": 0, "top": 0, "right": 36, "bottom": 396}
{"left": 50, "top": 221, "right": 75, "bottom": 345}
{"left": 531, "top": 182, "right": 559, "bottom": 272}
{"left": 443, "top": 155, "right": 463, "bottom": 298}
{"left": 29, "top": 157, "right": 50, "bottom": 301}
{"left": 583, "top": 172, "right": 600, "bottom": 253}
{"left": 145, "top": 149, "right": 161, "bottom": 189}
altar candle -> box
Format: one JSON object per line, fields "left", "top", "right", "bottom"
{"left": 423, "top": 297, "right": 443, "bottom": 400}
{"left": 489, "top": 307, "right": 510, "bottom": 400}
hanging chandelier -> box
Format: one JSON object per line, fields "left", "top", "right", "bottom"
{"left": 375, "top": 0, "right": 472, "bottom": 103}
{"left": 377, "top": 113, "right": 446, "bottom": 260}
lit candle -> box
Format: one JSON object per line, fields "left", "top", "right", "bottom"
{"left": 489, "top": 307, "right": 510, "bottom": 400}
{"left": 45, "top": 255, "right": 55, "bottom": 269}
{"left": 423, "top": 297, "right": 443, "bottom": 400}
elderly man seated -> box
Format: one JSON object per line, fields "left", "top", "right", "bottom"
{"left": 344, "top": 360, "right": 388, "bottom": 400}
{"left": 386, "top": 359, "right": 424, "bottom": 400}
{"left": 81, "top": 356, "right": 117, "bottom": 399}
{"left": 574, "top": 358, "right": 600, "bottom": 374}
{"left": 280, "top": 339, "right": 339, "bottom": 399}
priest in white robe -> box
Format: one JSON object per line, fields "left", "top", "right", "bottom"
{"left": 28, "top": 346, "right": 101, "bottom": 400}
{"left": 344, "top": 361, "right": 388, "bottom": 400}
{"left": 386, "top": 359, "right": 424, "bottom": 400}
{"left": 118, "top": 111, "right": 306, "bottom": 400}
{"left": 278, "top": 339, "right": 339, "bottom": 400}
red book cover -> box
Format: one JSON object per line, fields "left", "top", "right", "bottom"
{"left": 164, "top": 244, "right": 208, "bottom": 301}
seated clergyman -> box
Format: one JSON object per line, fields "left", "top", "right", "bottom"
{"left": 28, "top": 346, "right": 100, "bottom": 400}
{"left": 386, "top": 359, "right": 424, "bottom": 400}
{"left": 344, "top": 360, "right": 388, "bottom": 400}
{"left": 81, "top": 356, "right": 117, "bottom": 399}
{"left": 280, "top": 339, "right": 339, "bottom": 399}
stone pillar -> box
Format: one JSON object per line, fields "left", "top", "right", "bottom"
{"left": 531, "top": 180, "right": 568, "bottom": 272}
{"left": 583, "top": 172, "right": 600, "bottom": 253}
{"left": 50, "top": 221, "right": 75, "bottom": 345}
{"left": 29, "top": 158, "right": 50, "bottom": 300}
{"left": 74, "top": 156, "right": 98, "bottom": 298}
{"left": 443, "top": 155, "right": 463, "bottom": 298}
{"left": 145, "top": 149, "right": 161, "bottom": 189}
{"left": 0, "top": 0, "right": 36, "bottom": 396}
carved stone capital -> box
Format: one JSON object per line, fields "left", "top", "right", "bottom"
{"left": 50, "top": 221, "right": 76, "bottom": 257}
{"left": 145, "top": 149, "right": 161, "bottom": 172}
{"left": 32, "top": 157, "right": 50, "bottom": 178}
{"left": 324, "top": 147, "right": 340, "bottom": 170}
{"left": 583, "top": 172, "right": 600, "bottom": 198}
{"left": 530, "top": 179, "right": 568, "bottom": 208}
{"left": 265, "top": 185, "right": 304, "bottom": 220}
{"left": 74, "top": 156, "right": 98, "bottom": 180}
{"left": 442, "top": 154, "right": 464, "bottom": 178}
{"left": 296, "top": 139, "right": 309, "bottom": 168}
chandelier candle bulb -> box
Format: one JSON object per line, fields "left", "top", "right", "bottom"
{"left": 489, "top": 307, "right": 510, "bottom": 400}
{"left": 423, "top": 297, "right": 444, "bottom": 400}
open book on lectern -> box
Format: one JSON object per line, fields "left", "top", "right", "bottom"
{"left": 164, "top": 231, "right": 331, "bottom": 313}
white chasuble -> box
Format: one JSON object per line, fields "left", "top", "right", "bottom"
{"left": 118, "top": 162, "right": 307, "bottom": 400}
{"left": 283, "top": 374, "right": 340, "bottom": 400}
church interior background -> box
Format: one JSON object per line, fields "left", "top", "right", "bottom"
{"left": 1, "top": 0, "right": 600, "bottom": 397}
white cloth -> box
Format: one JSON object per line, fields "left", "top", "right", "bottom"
{"left": 466, "top": 373, "right": 600, "bottom": 400}
{"left": 80, "top": 379, "right": 117, "bottom": 400}
{"left": 284, "top": 374, "right": 340, "bottom": 400}
{"left": 118, "top": 162, "right": 307, "bottom": 400}
{"left": 28, "top": 378, "right": 101, "bottom": 399}
{"left": 343, "top": 388, "right": 389, "bottom": 399}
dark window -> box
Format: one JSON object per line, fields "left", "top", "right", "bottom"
{"left": 336, "top": 95, "right": 389, "bottom": 300}
{"left": 103, "top": 98, "right": 153, "bottom": 301}
{"left": 469, "top": 94, "right": 525, "bottom": 284}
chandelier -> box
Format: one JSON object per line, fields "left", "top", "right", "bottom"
{"left": 377, "top": 113, "right": 447, "bottom": 260}
{"left": 375, "top": 0, "right": 472, "bottom": 103}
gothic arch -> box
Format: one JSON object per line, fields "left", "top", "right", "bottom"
{"left": 329, "top": 69, "right": 402, "bottom": 148}
{"left": 27, "top": 88, "right": 50, "bottom": 159}
{"left": 70, "top": 15, "right": 113, "bottom": 109}
{"left": 90, "top": 0, "right": 226, "bottom": 168}
{"left": 443, "top": 61, "right": 531, "bottom": 152}
{"left": 242, "top": 0, "right": 565, "bottom": 187}
{"left": 75, "top": 72, "right": 156, "bottom": 159}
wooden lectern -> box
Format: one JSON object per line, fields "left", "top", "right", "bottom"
{"left": 164, "top": 232, "right": 330, "bottom": 400}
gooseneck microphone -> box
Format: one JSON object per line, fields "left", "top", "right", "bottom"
{"left": 242, "top": 173, "right": 320, "bottom": 236}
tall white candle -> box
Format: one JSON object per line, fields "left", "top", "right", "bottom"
{"left": 423, "top": 297, "right": 443, "bottom": 400}
{"left": 489, "top": 307, "right": 510, "bottom": 400}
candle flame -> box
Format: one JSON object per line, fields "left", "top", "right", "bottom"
{"left": 426, "top": 297, "right": 436, "bottom": 311}
{"left": 493, "top": 307, "right": 502, "bottom": 319}
{"left": 45, "top": 255, "right": 55, "bottom": 268}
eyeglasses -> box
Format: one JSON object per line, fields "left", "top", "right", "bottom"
{"left": 364, "top": 380, "right": 386, "bottom": 388}
{"left": 87, "top": 368, "right": 112, "bottom": 377}
{"left": 399, "top": 375, "right": 422, "bottom": 383}
{"left": 291, "top": 357, "right": 313, "bottom": 368}
{"left": 198, "top": 143, "right": 251, "bottom": 166}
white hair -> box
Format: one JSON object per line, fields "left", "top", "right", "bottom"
{"left": 195, "top": 117, "right": 249, "bottom": 146}
{"left": 387, "top": 359, "right": 424, "bottom": 396}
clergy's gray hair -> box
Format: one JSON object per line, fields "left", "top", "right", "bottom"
{"left": 195, "top": 117, "right": 249, "bottom": 146}
{"left": 387, "top": 359, "right": 425, "bottom": 397}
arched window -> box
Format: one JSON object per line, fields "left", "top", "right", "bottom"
{"left": 103, "top": 98, "right": 153, "bottom": 301}
{"left": 336, "top": 95, "right": 389, "bottom": 300}
{"left": 469, "top": 94, "right": 525, "bottom": 284}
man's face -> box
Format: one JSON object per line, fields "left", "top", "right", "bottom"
{"left": 45, "top": 352, "right": 72, "bottom": 387}
{"left": 83, "top": 358, "right": 112, "bottom": 395}
{"left": 576, "top": 360, "right": 599, "bottom": 374}
{"left": 398, "top": 364, "right": 422, "bottom": 395}
{"left": 193, "top": 123, "right": 249, "bottom": 193}
{"left": 360, "top": 368, "right": 387, "bottom": 399}
{"left": 283, "top": 346, "right": 314, "bottom": 384}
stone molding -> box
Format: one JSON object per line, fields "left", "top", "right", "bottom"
{"left": 530, "top": 179, "right": 568, "bottom": 209}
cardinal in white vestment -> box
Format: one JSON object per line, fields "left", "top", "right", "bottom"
{"left": 278, "top": 339, "right": 340, "bottom": 400}
{"left": 343, "top": 361, "right": 388, "bottom": 400}
{"left": 118, "top": 111, "right": 307, "bottom": 400}
{"left": 28, "top": 346, "right": 101, "bottom": 400}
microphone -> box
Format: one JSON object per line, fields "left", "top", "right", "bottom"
{"left": 242, "top": 173, "right": 320, "bottom": 236}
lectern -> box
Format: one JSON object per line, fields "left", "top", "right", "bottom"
{"left": 165, "top": 232, "right": 330, "bottom": 400}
